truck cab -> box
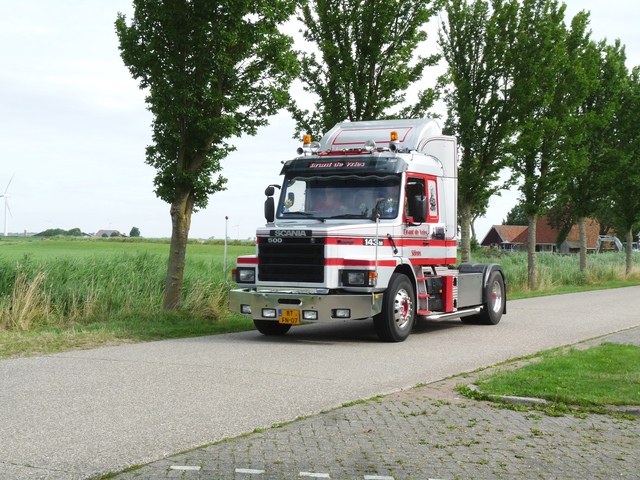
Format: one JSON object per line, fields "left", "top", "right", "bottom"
{"left": 229, "top": 119, "right": 506, "bottom": 342}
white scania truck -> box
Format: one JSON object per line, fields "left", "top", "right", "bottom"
{"left": 229, "top": 119, "right": 506, "bottom": 342}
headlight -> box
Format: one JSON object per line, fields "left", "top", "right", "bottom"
{"left": 236, "top": 267, "right": 256, "bottom": 283}
{"left": 347, "top": 272, "right": 366, "bottom": 285}
{"left": 342, "top": 270, "right": 377, "bottom": 287}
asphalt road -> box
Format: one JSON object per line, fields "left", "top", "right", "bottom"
{"left": 1, "top": 286, "right": 639, "bottom": 479}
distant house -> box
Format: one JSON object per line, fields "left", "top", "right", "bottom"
{"left": 481, "top": 217, "right": 602, "bottom": 254}
{"left": 480, "top": 225, "right": 527, "bottom": 251}
{"left": 94, "top": 229, "right": 123, "bottom": 238}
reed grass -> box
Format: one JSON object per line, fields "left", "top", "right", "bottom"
{"left": 474, "top": 250, "right": 640, "bottom": 294}
{"left": 0, "top": 240, "right": 640, "bottom": 338}
{"left": 0, "top": 248, "right": 244, "bottom": 331}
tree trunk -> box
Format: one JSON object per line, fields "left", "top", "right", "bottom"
{"left": 528, "top": 213, "right": 537, "bottom": 290}
{"left": 460, "top": 201, "right": 472, "bottom": 263}
{"left": 163, "top": 189, "right": 194, "bottom": 310}
{"left": 470, "top": 217, "right": 477, "bottom": 243}
{"left": 578, "top": 216, "right": 587, "bottom": 273}
{"left": 626, "top": 228, "right": 633, "bottom": 276}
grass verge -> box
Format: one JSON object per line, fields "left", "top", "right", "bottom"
{"left": 458, "top": 342, "right": 640, "bottom": 409}
{"left": 0, "top": 312, "right": 255, "bottom": 359}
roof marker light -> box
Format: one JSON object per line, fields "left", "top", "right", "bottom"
{"left": 364, "top": 139, "right": 376, "bottom": 152}
{"left": 389, "top": 131, "right": 400, "bottom": 152}
{"left": 297, "top": 134, "right": 313, "bottom": 155}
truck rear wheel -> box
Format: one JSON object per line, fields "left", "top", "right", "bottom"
{"left": 461, "top": 270, "right": 505, "bottom": 325}
{"left": 253, "top": 320, "right": 292, "bottom": 336}
{"left": 374, "top": 273, "right": 415, "bottom": 342}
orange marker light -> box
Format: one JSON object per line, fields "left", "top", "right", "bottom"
{"left": 302, "top": 134, "right": 311, "bottom": 145}
{"left": 390, "top": 131, "right": 399, "bottom": 142}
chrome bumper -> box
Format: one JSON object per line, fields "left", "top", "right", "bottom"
{"left": 229, "top": 288, "right": 383, "bottom": 322}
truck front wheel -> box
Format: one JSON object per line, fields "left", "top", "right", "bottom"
{"left": 374, "top": 273, "right": 416, "bottom": 342}
{"left": 253, "top": 320, "right": 292, "bottom": 336}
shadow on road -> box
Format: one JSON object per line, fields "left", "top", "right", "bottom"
{"left": 245, "top": 316, "right": 471, "bottom": 345}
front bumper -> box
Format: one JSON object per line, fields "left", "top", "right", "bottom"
{"left": 229, "top": 288, "right": 383, "bottom": 322}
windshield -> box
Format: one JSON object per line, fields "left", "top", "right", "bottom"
{"left": 276, "top": 174, "right": 402, "bottom": 220}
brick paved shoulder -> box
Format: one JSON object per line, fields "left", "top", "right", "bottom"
{"left": 109, "top": 386, "right": 639, "bottom": 480}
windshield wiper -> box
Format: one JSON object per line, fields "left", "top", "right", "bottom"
{"left": 325, "top": 213, "right": 369, "bottom": 219}
{"left": 281, "top": 211, "right": 326, "bottom": 222}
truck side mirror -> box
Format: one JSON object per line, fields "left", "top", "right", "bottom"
{"left": 412, "top": 195, "right": 427, "bottom": 223}
{"left": 264, "top": 184, "right": 281, "bottom": 222}
{"left": 265, "top": 197, "right": 275, "bottom": 223}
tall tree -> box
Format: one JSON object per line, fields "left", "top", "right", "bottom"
{"left": 553, "top": 39, "right": 627, "bottom": 272}
{"left": 115, "top": 0, "right": 298, "bottom": 310}
{"left": 609, "top": 66, "right": 640, "bottom": 274}
{"left": 438, "top": 0, "right": 520, "bottom": 262}
{"left": 510, "top": 0, "right": 591, "bottom": 289}
{"left": 290, "top": 0, "right": 442, "bottom": 140}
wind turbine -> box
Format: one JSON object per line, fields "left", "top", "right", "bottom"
{"left": 1, "top": 173, "right": 15, "bottom": 236}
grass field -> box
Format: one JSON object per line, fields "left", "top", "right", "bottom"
{"left": 0, "top": 236, "right": 639, "bottom": 359}
{"left": 0, "top": 235, "right": 254, "bottom": 261}
{"left": 0, "top": 237, "right": 256, "bottom": 356}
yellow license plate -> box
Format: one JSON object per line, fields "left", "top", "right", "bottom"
{"left": 278, "top": 309, "right": 300, "bottom": 325}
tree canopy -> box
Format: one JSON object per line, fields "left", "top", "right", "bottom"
{"left": 290, "top": 0, "right": 442, "bottom": 140}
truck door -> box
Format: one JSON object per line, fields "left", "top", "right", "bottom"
{"left": 403, "top": 175, "right": 444, "bottom": 263}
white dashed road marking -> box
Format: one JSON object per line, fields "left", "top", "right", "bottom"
{"left": 169, "top": 465, "right": 201, "bottom": 471}
{"left": 236, "top": 468, "right": 267, "bottom": 474}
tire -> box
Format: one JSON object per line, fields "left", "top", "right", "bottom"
{"left": 374, "top": 273, "right": 416, "bottom": 342}
{"left": 253, "top": 320, "right": 292, "bottom": 336}
{"left": 462, "top": 270, "right": 505, "bottom": 325}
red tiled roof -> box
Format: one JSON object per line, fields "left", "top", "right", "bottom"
{"left": 494, "top": 225, "right": 528, "bottom": 243}
{"left": 565, "top": 218, "right": 600, "bottom": 248}
{"left": 500, "top": 216, "right": 601, "bottom": 249}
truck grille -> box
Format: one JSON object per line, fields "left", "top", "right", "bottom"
{"left": 258, "top": 237, "right": 325, "bottom": 283}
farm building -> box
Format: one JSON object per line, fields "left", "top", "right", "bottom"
{"left": 481, "top": 216, "right": 605, "bottom": 253}
{"left": 94, "top": 229, "right": 123, "bottom": 238}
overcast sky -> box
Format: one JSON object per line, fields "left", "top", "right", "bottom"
{"left": 1, "top": 1, "right": 639, "bottom": 240}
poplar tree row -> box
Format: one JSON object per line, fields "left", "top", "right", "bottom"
{"left": 116, "top": 0, "right": 640, "bottom": 308}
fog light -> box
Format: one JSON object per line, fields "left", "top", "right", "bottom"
{"left": 241, "top": 304, "right": 252, "bottom": 315}
{"left": 303, "top": 310, "right": 318, "bottom": 320}
{"left": 262, "top": 308, "right": 277, "bottom": 318}
{"left": 332, "top": 309, "right": 351, "bottom": 318}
